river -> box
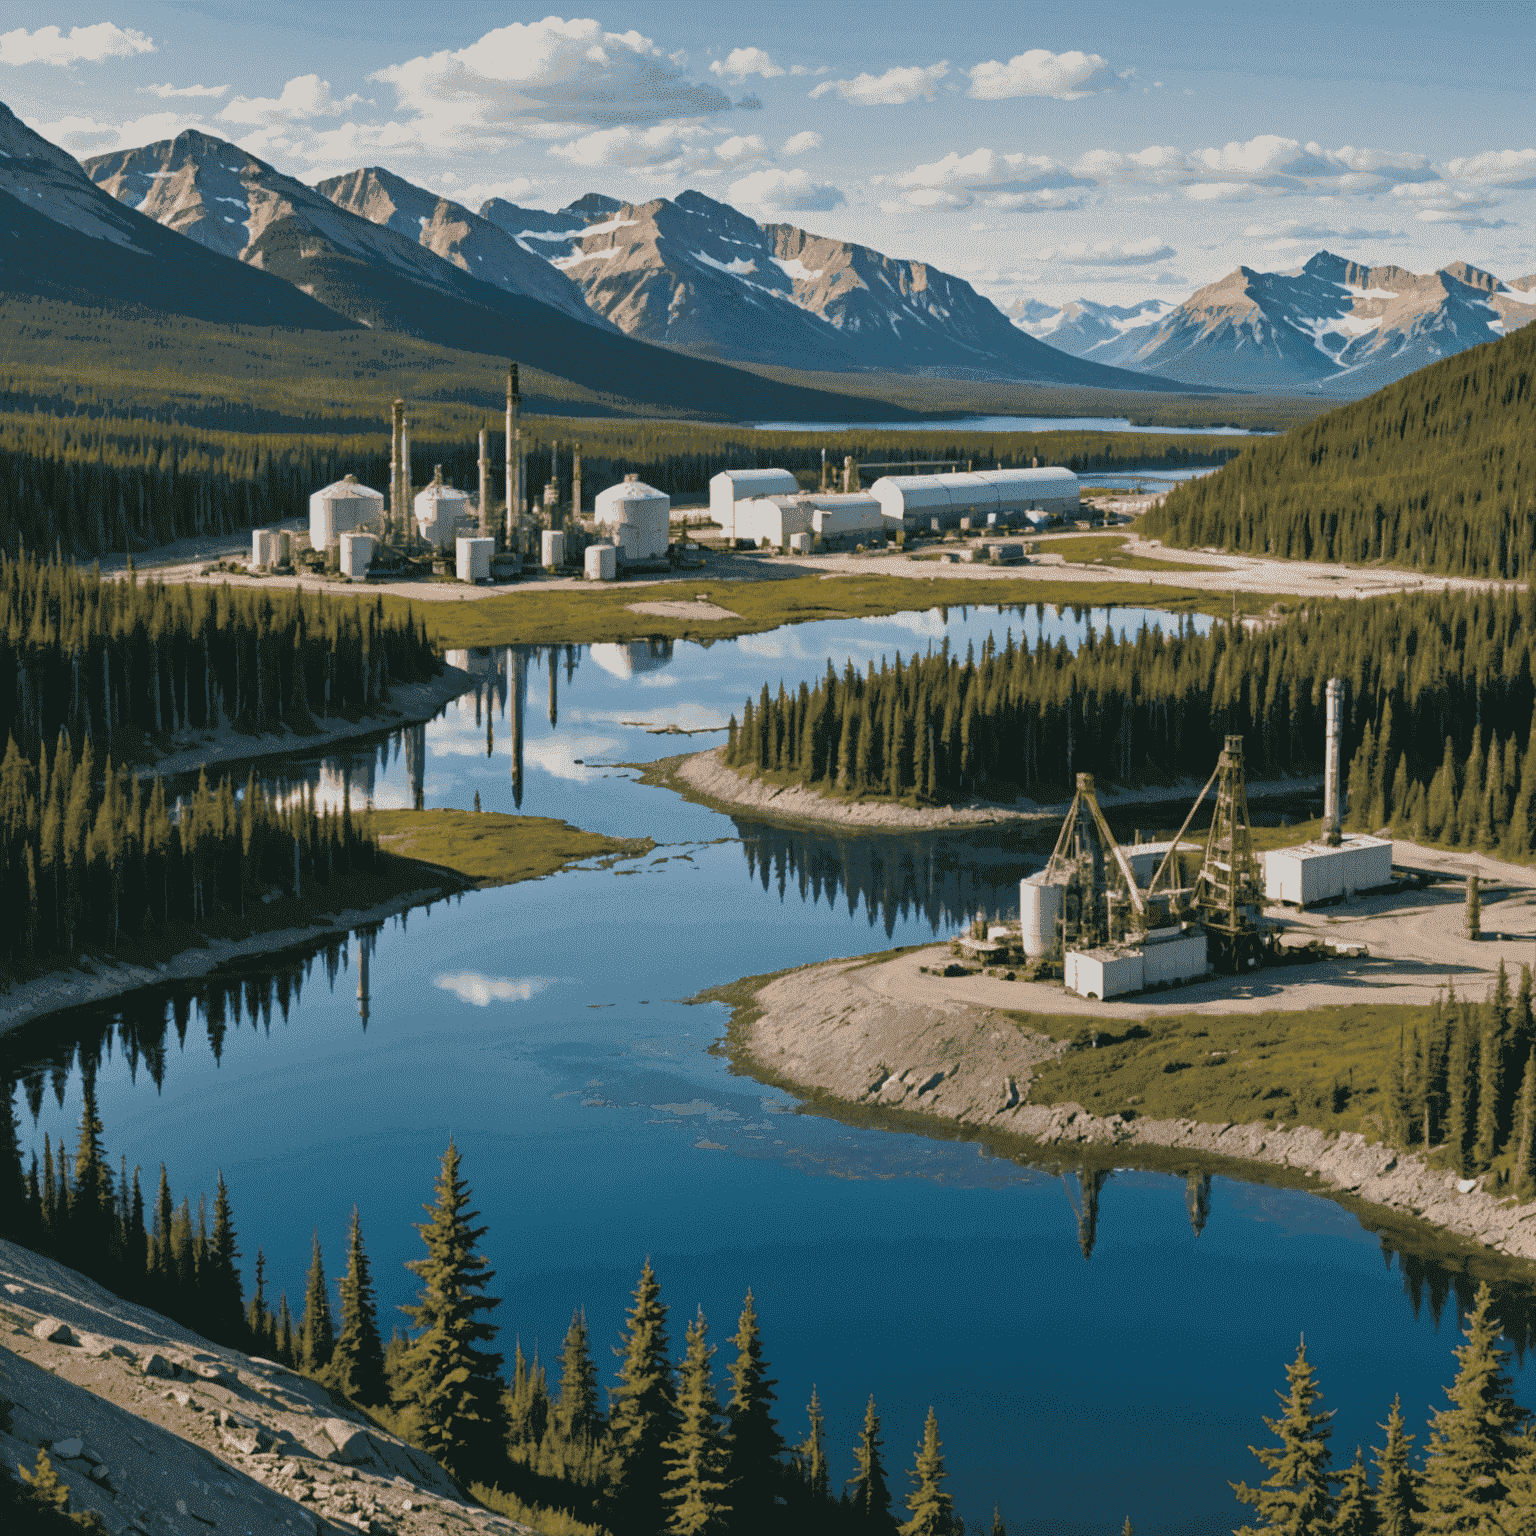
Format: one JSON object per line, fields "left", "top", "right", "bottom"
{"left": 5, "top": 602, "right": 1529, "bottom": 1536}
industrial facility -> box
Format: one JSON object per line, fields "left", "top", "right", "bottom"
{"left": 1015, "top": 676, "right": 1395, "bottom": 1000}
{"left": 731, "top": 490, "right": 886, "bottom": 551}
{"left": 871, "top": 466, "right": 1079, "bottom": 532}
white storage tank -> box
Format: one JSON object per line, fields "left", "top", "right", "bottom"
{"left": 541, "top": 529, "right": 566, "bottom": 568}
{"left": 251, "top": 529, "right": 277, "bottom": 568}
{"left": 456, "top": 536, "right": 494, "bottom": 583}
{"left": 1019, "top": 872, "right": 1066, "bottom": 959}
{"left": 309, "top": 474, "right": 384, "bottom": 549}
{"left": 595, "top": 476, "right": 671, "bottom": 562}
{"left": 585, "top": 542, "right": 617, "bottom": 581}
{"left": 338, "top": 532, "right": 376, "bottom": 578}
{"left": 415, "top": 480, "right": 470, "bottom": 549}
{"left": 1263, "top": 834, "right": 1393, "bottom": 907}
{"left": 710, "top": 468, "right": 799, "bottom": 542}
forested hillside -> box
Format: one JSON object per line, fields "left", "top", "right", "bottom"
{"left": 1143, "top": 321, "right": 1536, "bottom": 577}
{"left": 725, "top": 587, "right": 1536, "bottom": 858}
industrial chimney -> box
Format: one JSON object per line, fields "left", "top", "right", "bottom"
{"left": 1323, "top": 677, "right": 1343, "bottom": 846}
{"left": 478, "top": 428, "right": 490, "bottom": 537}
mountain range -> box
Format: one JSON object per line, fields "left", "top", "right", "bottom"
{"left": 1015, "top": 254, "right": 1536, "bottom": 394}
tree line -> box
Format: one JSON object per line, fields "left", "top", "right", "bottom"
{"left": 1142, "top": 317, "right": 1536, "bottom": 579}
{"left": 723, "top": 589, "right": 1536, "bottom": 855}
{"left": 0, "top": 1101, "right": 971, "bottom": 1536}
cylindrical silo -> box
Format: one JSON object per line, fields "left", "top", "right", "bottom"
{"left": 414, "top": 474, "right": 471, "bottom": 550}
{"left": 594, "top": 475, "right": 671, "bottom": 562}
{"left": 1019, "top": 872, "right": 1065, "bottom": 959}
{"left": 309, "top": 474, "right": 384, "bottom": 550}
{"left": 1323, "top": 677, "right": 1343, "bottom": 846}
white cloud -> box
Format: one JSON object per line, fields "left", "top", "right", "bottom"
{"left": 1242, "top": 218, "right": 1406, "bottom": 248}
{"left": 374, "top": 17, "right": 734, "bottom": 150}
{"left": 714, "top": 133, "right": 767, "bottom": 163}
{"left": 967, "top": 49, "right": 1123, "bottom": 101}
{"left": 810, "top": 62, "right": 949, "bottom": 106}
{"left": 1035, "top": 239, "right": 1176, "bottom": 267}
{"left": 710, "top": 47, "right": 784, "bottom": 81}
{"left": 883, "top": 146, "right": 1088, "bottom": 212}
{"left": 728, "top": 166, "right": 845, "bottom": 211}
{"left": 143, "top": 82, "right": 227, "bottom": 99}
{"left": 1184, "top": 180, "right": 1286, "bottom": 203}
{"left": 1073, "top": 145, "right": 1189, "bottom": 184}
{"left": 220, "top": 75, "right": 362, "bottom": 126}
{"left": 549, "top": 122, "right": 711, "bottom": 171}
{"left": 434, "top": 972, "right": 553, "bottom": 1007}
{"left": 32, "top": 109, "right": 209, "bottom": 153}
{"left": 1445, "top": 148, "right": 1536, "bottom": 188}
{"left": 437, "top": 175, "right": 539, "bottom": 208}
{"left": 0, "top": 22, "right": 153, "bottom": 66}
{"left": 782, "top": 130, "right": 822, "bottom": 156}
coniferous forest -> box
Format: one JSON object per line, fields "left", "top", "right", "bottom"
{"left": 1143, "top": 320, "right": 1536, "bottom": 578}
{"left": 723, "top": 588, "right": 1536, "bottom": 861}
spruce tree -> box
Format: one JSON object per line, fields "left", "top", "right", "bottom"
{"left": 848, "top": 1395, "right": 896, "bottom": 1531}
{"left": 1334, "top": 1447, "right": 1377, "bottom": 1536}
{"left": 663, "top": 1308, "right": 731, "bottom": 1536}
{"left": 990, "top": 1508, "right": 1007, "bottom": 1536}
{"left": 609, "top": 1258, "right": 680, "bottom": 1536}
{"left": 207, "top": 1172, "right": 243, "bottom": 1342}
{"left": 1, "top": 1077, "right": 26, "bottom": 1240}
{"left": 724, "top": 1290, "right": 784, "bottom": 1534}
{"left": 299, "top": 1232, "right": 334, "bottom": 1374}
{"left": 1516, "top": 1052, "right": 1536, "bottom": 1198}
{"left": 332, "top": 1206, "right": 386, "bottom": 1406}
{"left": 1372, "top": 1395, "right": 1417, "bottom": 1536}
{"left": 556, "top": 1307, "right": 603, "bottom": 1446}
{"left": 397, "top": 1139, "right": 505, "bottom": 1482}
{"left": 1418, "top": 1283, "right": 1528, "bottom": 1528}
{"left": 1232, "top": 1339, "right": 1335, "bottom": 1536}
{"left": 900, "top": 1407, "right": 956, "bottom": 1536}
{"left": 275, "top": 1291, "right": 296, "bottom": 1368}
{"left": 246, "top": 1247, "right": 270, "bottom": 1353}
{"left": 797, "top": 1387, "right": 830, "bottom": 1504}
{"left": 71, "top": 1075, "right": 112, "bottom": 1264}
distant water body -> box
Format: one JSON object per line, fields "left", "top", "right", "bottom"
{"left": 749, "top": 415, "right": 1270, "bottom": 435}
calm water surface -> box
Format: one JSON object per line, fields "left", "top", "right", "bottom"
{"left": 6, "top": 604, "right": 1525, "bottom": 1536}
{"left": 749, "top": 417, "right": 1270, "bottom": 436}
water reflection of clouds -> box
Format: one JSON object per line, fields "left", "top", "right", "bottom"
{"left": 434, "top": 972, "right": 555, "bottom": 1006}
{"left": 524, "top": 735, "right": 618, "bottom": 780}
{"left": 861, "top": 608, "right": 947, "bottom": 639}
{"left": 565, "top": 704, "right": 730, "bottom": 733}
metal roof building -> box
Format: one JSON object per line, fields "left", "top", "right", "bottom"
{"left": 870, "top": 466, "right": 1079, "bottom": 531}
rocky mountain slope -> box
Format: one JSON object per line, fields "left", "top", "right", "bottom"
{"left": 0, "top": 1237, "right": 527, "bottom": 1534}
{"left": 1023, "top": 252, "right": 1536, "bottom": 395}
{"left": 0, "top": 103, "right": 345, "bottom": 328}
{"left": 1008, "top": 297, "right": 1176, "bottom": 369}
{"left": 475, "top": 187, "right": 1184, "bottom": 389}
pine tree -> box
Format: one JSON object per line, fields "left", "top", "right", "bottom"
{"left": 1, "top": 1077, "right": 26, "bottom": 1240}
{"left": 797, "top": 1387, "right": 830, "bottom": 1504}
{"left": 1516, "top": 1052, "right": 1536, "bottom": 1198}
{"left": 397, "top": 1139, "right": 505, "bottom": 1481}
{"left": 1418, "top": 1283, "right": 1528, "bottom": 1528}
{"left": 246, "top": 1247, "right": 270, "bottom": 1353}
{"left": 299, "top": 1232, "right": 334, "bottom": 1374}
{"left": 1475, "top": 994, "right": 1505, "bottom": 1171}
{"left": 609, "top": 1258, "right": 680, "bottom": 1536}
{"left": 206, "top": 1172, "right": 243, "bottom": 1342}
{"left": 900, "top": 1407, "right": 956, "bottom": 1536}
{"left": 1335, "top": 1446, "right": 1377, "bottom": 1536}
{"left": 71, "top": 1075, "right": 112, "bottom": 1263}
{"left": 1372, "top": 1395, "right": 1417, "bottom": 1536}
{"left": 724, "top": 1290, "right": 784, "bottom": 1534}
{"left": 275, "top": 1291, "right": 296, "bottom": 1368}
{"left": 331, "top": 1206, "right": 386, "bottom": 1406}
{"left": 663, "top": 1308, "right": 731, "bottom": 1536}
{"left": 556, "top": 1307, "right": 603, "bottom": 1446}
{"left": 848, "top": 1395, "right": 895, "bottom": 1532}
{"left": 990, "top": 1508, "right": 1007, "bottom": 1536}
{"left": 1232, "top": 1338, "right": 1336, "bottom": 1536}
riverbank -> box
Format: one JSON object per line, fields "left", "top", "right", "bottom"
{"left": 666, "top": 743, "right": 1323, "bottom": 832}
{"left": 708, "top": 947, "right": 1536, "bottom": 1265}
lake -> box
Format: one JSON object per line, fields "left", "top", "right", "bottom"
{"left": 748, "top": 417, "right": 1270, "bottom": 436}
{"left": 6, "top": 602, "right": 1527, "bottom": 1536}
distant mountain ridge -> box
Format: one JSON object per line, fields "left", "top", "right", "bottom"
{"left": 1019, "top": 252, "right": 1536, "bottom": 395}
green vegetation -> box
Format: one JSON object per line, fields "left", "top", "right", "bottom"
{"left": 369, "top": 809, "right": 652, "bottom": 887}
{"left": 1143, "top": 319, "right": 1536, "bottom": 578}
{"left": 1032, "top": 532, "right": 1227, "bottom": 572}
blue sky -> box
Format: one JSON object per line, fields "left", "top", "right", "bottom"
{"left": 4, "top": 2, "right": 1533, "bottom": 307}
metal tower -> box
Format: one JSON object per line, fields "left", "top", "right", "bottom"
{"left": 1194, "top": 734, "right": 1264, "bottom": 967}
{"left": 1043, "top": 772, "right": 1146, "bottom": 951}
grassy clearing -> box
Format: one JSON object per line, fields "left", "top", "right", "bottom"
{"left": 1035, "top": 533, "right": 1228, "bottom": 573}
{"left": 386, "top": 572, "right": 1283, "bottom": 649}
{"left": 1021, "top": 1001, "right": 1422, "bottom": 1143}
{"left": 370, "top": 809, "right": 652, "bottom": 887}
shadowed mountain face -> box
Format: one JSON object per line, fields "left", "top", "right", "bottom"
{"left": 1023, "top": 251, "right": 1536, "bottom": 396}
{"left": 78, "top": 130, "right": 911, "bottom": 422}
{"left": 0, "top": 104, "right": 347, "bottom": 328}
{"left": 481, "top": 186, "right": 1190, "bottom": 391}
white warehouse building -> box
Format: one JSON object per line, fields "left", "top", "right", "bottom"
{"left": 309, "top": 474, "right": 384, "bottom": 549}
{"left": 710, "top": 468, "right": 799, "bottom": 543}
{"left": 732, "top": 492, "right": 885, "bottom": 550}
{"left": 1263, "top": 834, "right": 1393, "bottom": 908}
{"left": 870, "top": 466, "right": 1079, "bottom": 532}
{"left": 595, "top": 476, "right": 671, "bottom": 562}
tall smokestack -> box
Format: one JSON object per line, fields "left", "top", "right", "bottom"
{"left": 478, "top": 428, "right": 490, "bottom": 537}
{"left": 390, "top": 399, "right": 405, "bottom": 542}
{"left": 505, "top": 362, "right": 521, "bottom": 548}
{"left": 401, "top": 420, "right": 412, "bottom": 544}
{"left": 572, "top": 440, "right": 582, "bottom": 522}
{"left": 1323, "top": 677, "right": 1343, "bottom": 846}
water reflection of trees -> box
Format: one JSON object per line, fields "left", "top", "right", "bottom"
{"left": 733, "top": 818, "right": 1036, "bottom": 936}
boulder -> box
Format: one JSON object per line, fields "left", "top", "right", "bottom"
{"left": 140, "top": 1352, "right": 174, "bottom": 1378}
{"left": 32, "top": 1317, "right": 77, "bottom": 1345}
{"left": 323, "top": 1418, "right": 376, "bottom": 1465}
{"left": 51, "top": 1436, "right": 85, "bottom": 1459}
{"left": 193, "top": 1361, "right": 236, "bottom": 1385}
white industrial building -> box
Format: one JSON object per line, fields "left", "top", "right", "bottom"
{"left": 710, "top": 468, "right": 799, "bottom": 542}
{"left": 309, "top": 475, "right": 384, "bottom": 549}
{"left": 338, "top": 532, "right": 375, "bottom": 578}
{"left": 414, "top": 480, "right": 470, "bottom": 549}
{"left": 595, "top": 476, "right": 671, "bottom": 563}
{"left": 1064, "top": 929, "right": 1209, "bottom": 1001}
{"left": 1263, "top": 834, "right": 1393, "bottom": 908}
{"left": 870, "top": 466, "right": 1079, "bottom": 532}
{"left": 732, "top": 491, "right": 885, "bottom": 550}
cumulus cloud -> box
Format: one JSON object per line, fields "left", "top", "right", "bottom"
{"left": 1242, "top": 218, "right": 1406, "bottom": 250}
{"left": 32, "top": 109, "right": 208, "bottom": 153}
{"left": 1184, "top": 180, "right": 1287, "bottom": 202}
{"left": 1392, "top": 183, "right": 1511, "bottom": 227}
{"left": 143, "top": 82, "right": 227, "bottom": 99}
{"left": 0, "top": 22, "right": 153, "bottom": 66}
{"left": 1445, "top": 147, "right": 1536, "bottom": 188}
{"left": 967, "top": 49, "right": 1123, "bottom": 101}
{"left": 710, "top": 47, "right": 783, "bottom": 81}
{"left": 727, "top": 166, "right": 844, "bottom": 211}
{"left": 220, "top": 74, "right": 361, "bottom": 126}
{"left": 810, "top": 62, "right": 949, "bottom": 105}
{"left": 714, "top": 133, "right": 767, "bottom": 163}
{"left": 1035, "top": 239, "right": 1176, "bottom": 266}
{"left": 434, "top": 972, "right": 553, "bottom": 1007}
{"left": 781, "top": 130, "right": 822, "bottom": 156}
{"left": 1073, "top": 145, "right": 1188, "bottom": 184}
{"left": 373, "top": 17, "right": 735, "bottom": 150}
{"left": 549, "top": 122, "right": 711, "bottom": 171}
{"left": 881, "top": 147, "right": 1089, "bottom": 212}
